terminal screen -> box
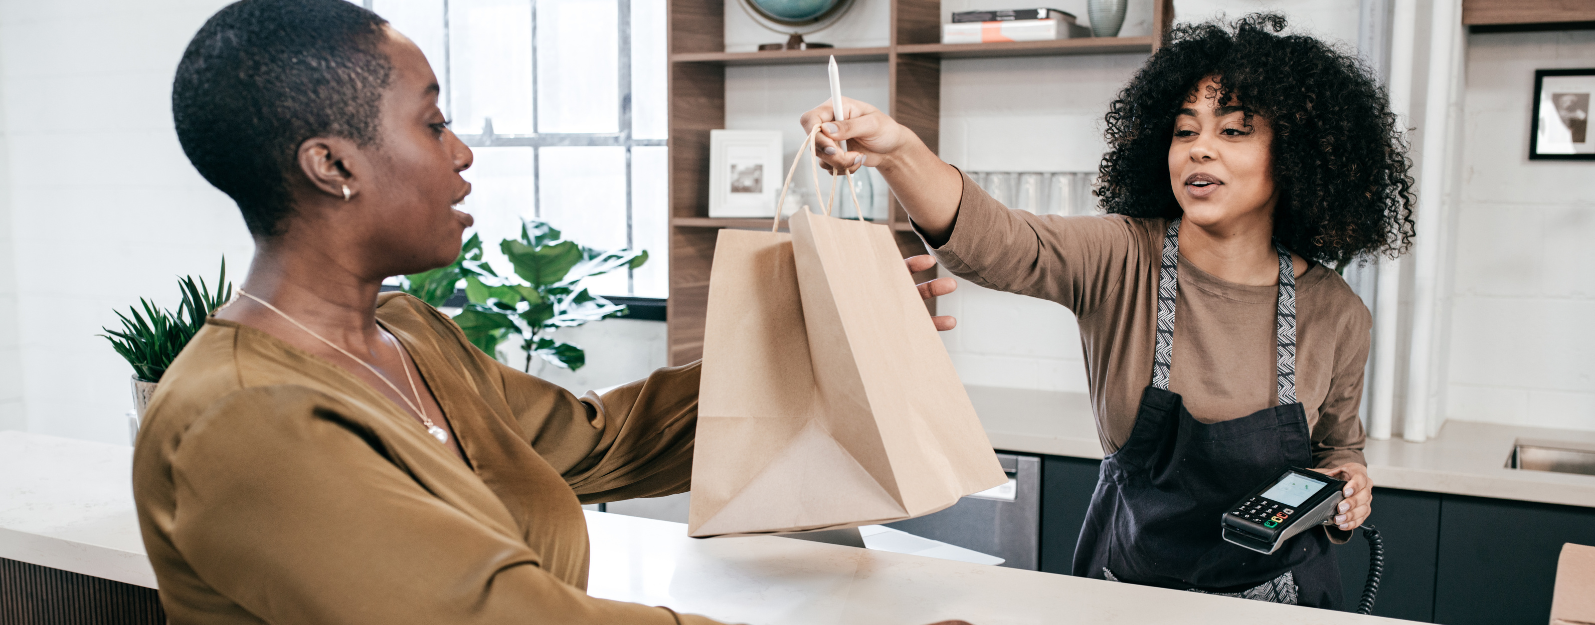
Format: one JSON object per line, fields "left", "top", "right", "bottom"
{"left": 1260, "top": 473, "right": 1326, "bottom": 507}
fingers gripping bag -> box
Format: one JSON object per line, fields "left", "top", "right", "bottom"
{"left": 689, "top": 126, "right": 1006, "bottom": 538}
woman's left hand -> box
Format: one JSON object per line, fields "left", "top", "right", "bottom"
{"left": 1322, "top": 463, "right": 1372, "bottom": 531}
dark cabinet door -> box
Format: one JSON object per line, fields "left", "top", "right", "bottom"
{"left": 1434, "top": 494, "right": 1595, "bottom": 624}
{"left": 1039, "top": 455, "right": 1103, "bottom": 575}
{"left": 1336, "top": 488, "right": 1441, "bottom": 622}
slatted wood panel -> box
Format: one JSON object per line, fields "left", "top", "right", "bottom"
{"left": 0, "top": 558, "right": 165, "bottom": 625}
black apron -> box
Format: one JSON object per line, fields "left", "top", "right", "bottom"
{"left": 1071, "top": 219, "right": 1343, "bottom": 610}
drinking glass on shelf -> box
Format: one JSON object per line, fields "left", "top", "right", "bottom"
{"left": 1018, "top": 172, "right": 1046, "bottom": 214}
{"left": 1045, "top": 172, "right": 1073, "bottom": 216}
{"left": 983, "top": 172, "right": 1017, "bottom": 208}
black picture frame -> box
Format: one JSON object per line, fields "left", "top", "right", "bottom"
{"left": 1529, "top": 68, "right": 1595, "bottom": 160}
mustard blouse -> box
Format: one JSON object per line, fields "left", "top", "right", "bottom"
{"left": 133, "top": 292, "right": 721, "bottom": 624}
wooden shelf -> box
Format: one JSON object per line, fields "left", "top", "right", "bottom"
{"left": 672, "top": 217, "right": 782, "bottom": 229}
{"left": 896, "top": 36, "right": 1155, "bottom": 59}
{"left": 672, "top": 216, "right": 907, "bottom": 230}
{"left": 1463, "top": 0, "right": 1595, "bottom": 26}
{"left": 673, "top": 47, "right": 891, "bottom": 66}
{"left": 665, "top": 0, "right": 1173, "bottom": 365}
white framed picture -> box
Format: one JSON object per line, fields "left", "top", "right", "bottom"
{"left": 709, "top": 130, "right": 783, "bottom": 218}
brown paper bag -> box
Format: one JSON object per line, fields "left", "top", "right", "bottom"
{"left": 689, "top": 127, "right": 1006, "bottom": 538}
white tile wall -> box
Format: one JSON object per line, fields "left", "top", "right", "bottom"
{"left": 1444, "top": 30, "right": 1595, "bottom": 432}
{"left": 0, "top": 0, "right": 255, "bottom": 443}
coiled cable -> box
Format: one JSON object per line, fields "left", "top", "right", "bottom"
{"left": 1356, "top": 525, "right": 1384, "bottom": 615}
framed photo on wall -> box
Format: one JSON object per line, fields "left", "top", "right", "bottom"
{"left": 1530, "top": 68, "right": 1595, "bottom": 160}
{"left": 709, "top": 130, "right": 784, "bottom": 218}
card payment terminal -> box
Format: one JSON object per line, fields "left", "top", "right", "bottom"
{"left": 1221, "top": 467, "right": 1347, "bottom": 555}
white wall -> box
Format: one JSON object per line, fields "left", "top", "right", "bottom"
{"left": 495, "top": 318, "right": 669, "bottom": 395}
{"left": 0, "top": 0, "right": 669, "bottom": 445}
{"left": 0, "top": 33, "right": 20, "bottom": 432}
{"left": 0, "top": 0, "right": 256, "bottom": 444}
{"left": 1443, "top": 29, "right": 1595, "bottom": 431}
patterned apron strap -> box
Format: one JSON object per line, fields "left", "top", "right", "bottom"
{"left": 1274, "top": 243, "right": 1298, "bottom": 405}
{"left": 1152, "top": 219, "right": 1181, "bottom": 391}
{"left": 1151, "top": 218, "right": 1300, "bottom": 406}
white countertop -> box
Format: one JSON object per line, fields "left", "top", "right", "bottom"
{"left": 587, "top": 511, "right": 1410, "bottom": 624}
{"left": 968, "top": 385, "right": 1595, "bottom": 509}
{"left": 0, "top": 430, "right": 1413, "bottom": 623}
{"left": 0, "top": 431, "right": 154, "bottom": 588}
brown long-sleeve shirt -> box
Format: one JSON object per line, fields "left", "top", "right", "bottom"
{"left": 132, "top": 292, "right": 723, "bottom": 625}
{"left": 924, "top": 171, "right": 1369, "bottom": 470}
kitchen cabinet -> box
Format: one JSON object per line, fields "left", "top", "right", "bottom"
{"left": 1433, "top": 494, "right": 1595, "bottom": 625}
{"left": 1036, "top": 453, "right": 1595, "bottom": 622}
{"left": 1039, "top": 455, "right": 1102, "bottom": 575}
{"left": 1335, "top": 489, "right": 1441, "bottom": 621}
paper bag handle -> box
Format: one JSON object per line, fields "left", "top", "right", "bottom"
{"left": 772, "top": 124, "right": 867, "bottom": 232}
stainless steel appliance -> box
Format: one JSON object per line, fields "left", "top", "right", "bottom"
{"left": 885, "top": 452, "right": 1041, "bottom": 570}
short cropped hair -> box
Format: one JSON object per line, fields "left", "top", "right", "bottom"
{"left": 1096, "top": 14, "right": 1417, "bottom": 265}
{"left": 172, "top": 0, "right": 392, "bottom": 237}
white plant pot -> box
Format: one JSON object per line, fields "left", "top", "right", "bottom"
{"left": 130, "top": 377, "right": 158, "bottom": 443}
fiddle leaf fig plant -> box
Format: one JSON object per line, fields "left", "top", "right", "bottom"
{"left": 103, "top": 260, "right": 233, "bottom": 383}
{"left": 401, "top": 221, "right": 647, "bottom": 372}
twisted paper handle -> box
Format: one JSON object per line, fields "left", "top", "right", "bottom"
{"left": 771, "top": 125, "right": 867, "bottom": 232}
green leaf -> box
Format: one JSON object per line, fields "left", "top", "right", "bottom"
{"left": 101, "top": 259, "right": 234, "bottom": 383}
{"left": 532, "top": 337, "right": 586, "bottom": 371}
{"left": 557, "top": 247, "right": 647, "bottom": 287}
{"left": 464, "top": 275, "right": 490, "bottom": 304}
{"left": 453, "top": 306, "right": 516, "bottom": 357}
{"left": 503, "top": 238, "right": 583, "bottom": 287}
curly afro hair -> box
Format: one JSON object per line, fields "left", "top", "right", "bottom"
{"left": 1095, "top": 13, "right": 1416, "bottom": 265}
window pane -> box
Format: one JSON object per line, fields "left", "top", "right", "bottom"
{"left": 449, "top": 0, "right": 535, "bottom": 135}
{"left": 630, "top": 0, "right": 667, "bottom": 140}
{"left": 371, "top": 0, "right": 449, "bottom": 118}
{"left": 631, "top": 146, "right": 668, "bottom": 297}
{"left": 539, "top": 146, "right": 629, "bottom": 295}
{"left": 459, "top": 147, "right": 536, "bottom": 275}
{"left": 536, "top": 0, "right": 619, "bottom": 133}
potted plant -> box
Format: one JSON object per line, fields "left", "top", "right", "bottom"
{"left": 400, "top": 220, "right": 647, "bottom": 372}
{"left": 103, "top": 262, "right": 233, "bottom": 419}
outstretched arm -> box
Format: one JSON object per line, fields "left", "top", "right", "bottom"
{"left": 799, "top": 97, "right": 963, "bottom": 244}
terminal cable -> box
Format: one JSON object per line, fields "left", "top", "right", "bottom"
{"left": 1356, "top": 525, "right": 1384, "bottom": 615}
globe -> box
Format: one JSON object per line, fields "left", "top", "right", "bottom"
{"left": 748, "top": 0, "right": 840, "bottom": 24}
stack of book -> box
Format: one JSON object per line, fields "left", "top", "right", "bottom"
{"left": 942, "top": 8, "right": 1092, "bottom": 44}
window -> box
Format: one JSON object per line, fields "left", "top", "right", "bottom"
{"left": 364, "top": 0, "right": 668, "bottom": 298}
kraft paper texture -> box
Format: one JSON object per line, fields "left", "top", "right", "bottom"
{"left": 690, "top": 207, "right": 1007, "bottom": 538}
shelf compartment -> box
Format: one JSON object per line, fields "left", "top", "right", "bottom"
{"left": 672, "top": 216, "right": 909, "bottom": 230}
{"left": 896, "top": 36, "right": 1154, "bottom": 59}
{"left": 672, "top": 47, "right": 891, "bottom": 66}
{"left": 673, "top": 217, "right": 783, "bottom": 229}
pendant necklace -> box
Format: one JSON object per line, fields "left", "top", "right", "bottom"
{"left": 235, "top": 289, "right": 450, "bottom": 445}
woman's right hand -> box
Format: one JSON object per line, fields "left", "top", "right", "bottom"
{"left": 799, "top": 97, "right": 964, "bottom": 241}
{"left": 799, "top": 97, "right": 923, "bottom": 175}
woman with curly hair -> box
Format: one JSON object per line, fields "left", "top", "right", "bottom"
{"left": 801, "top": 14, "right": 1414, "bottom": 609}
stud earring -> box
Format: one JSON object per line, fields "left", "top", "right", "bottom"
{"left": 342, "top": 185, "right": 351, "bottom": 202}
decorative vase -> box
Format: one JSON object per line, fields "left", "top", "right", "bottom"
{"left": 1087, "top": 0, "right": 1128, "bottom": 37}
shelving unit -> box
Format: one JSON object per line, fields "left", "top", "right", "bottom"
{"left": 665, "top": 0, "right": 1174, "bottom": 365}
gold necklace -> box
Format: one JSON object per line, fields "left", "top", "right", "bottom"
{"left": 235, "top": 289, "right": 449, "bottom": 445}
